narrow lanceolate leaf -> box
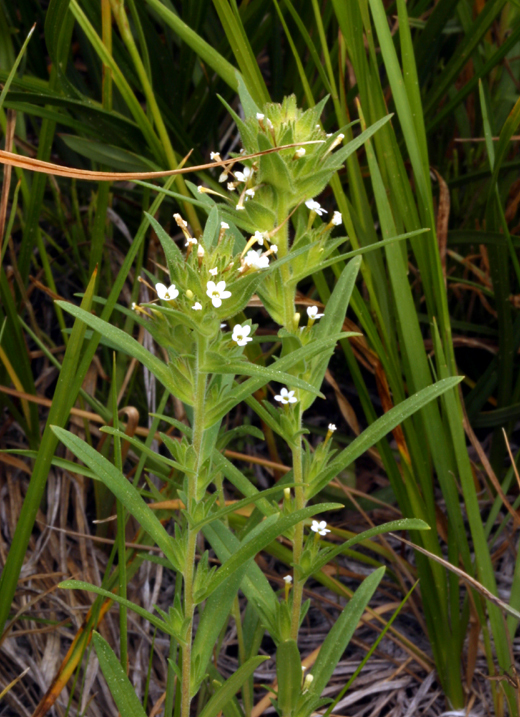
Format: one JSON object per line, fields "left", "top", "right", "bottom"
{"left": 198, "top": 656, "right": 269, "bottom": 717}
{"left": 59, "top": 581, "right": 172, "bottom": 635}
{"left": 93, "top": 633, "right": 148, "bottom": 717}
{"left": 309, "top": 567, "right": 385, "bottom": 697}
{"left": 50, "top": 427, "right": 181, "bottom": 571}
{"left": 200, "top": 503, "right": 342, "bottom": 601}
{"left": 55, "top": 303, "right": 178, "bottom": 401}
{"left": 308, "top": 377, "right": 463, "bottom": 498}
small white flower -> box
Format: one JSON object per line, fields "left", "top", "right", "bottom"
{"left": 295, "top": 147, "right": 306, "bottom": 158}
{"left": 236, "top": 204, "right": 245, "bottom": 210}
{"left": 227, "top": 182, "right": 236, "bottom": 192}
{"left": 234, "top": 166, "right": 253, "bottom": 183}
{"left": 328, "top": 423, "right": 337, "bottom": 432}
{"left": 274, "top": 387, "right": 297, "bottom": 405}
{"left": 210, "top": 151, "right": 221, "bottom": 161}
{"left": 283, "top": 575, "right": 293, "bottom": 584}
{"left": 232, "top": 324, "right": 253, "bottom": 347}
{"left": 221, "top": 221, "right": 229, "bottom": 229}
{"left": 185, "top": 237, "right": 197, "bottom": 247}
{"left": 192, "top": 302, "right": 202, "bottom": 311}
{"left": 206, "top": 280, "right": 232, "bottom": 308}
{"left": 270, "top": 244, "right": 278, "bottom": 253}
{"left": 197, "top": 185, "right": 204, "bottom": 193}
{"left": 244, "top": 249, "right": 269, "bottom": 269}
{"left": 302, "top": 674, "right": 314, "bottom": 693}
{"left": 332, "top": 211, "right": 342, "bottom": 226}
{"left": 220, "top": 322, "right": 227, "bottom": 328}
{"left": 174, "top": 213, "right": 187, "bottom": 228}
{"left": 316, "top": 123, "right": 321, "bottom": 128}
{"left": 307, "top": 306, "right": 324, "bottom": 320}
{"left": 197, "top": 244, "right": 205, "bottom": 257}
{"left": 245, "top": 188, "right": 255, "bottom": 198}
{"left": 305, "top": 199, "right": 327, "bottom": 216}
{"left": 311, "top": 520, "right": 330, "bottom": 536}
{"left": 155, "top": 283, "right": 179, "bottom": 301}
{"left": 256, "top": 113, "right": 265, "bottom": 120}
{"left": 338, "top": 133, "right": 345, "bottom": 141}
{"left": 254, "top": 231, "right": 266, "bottom": 246}
{"left": 326, "top": 133, "right": 332, "bottom": 138}
{"left": 219, "top": 172, "right": 228, "bottom": 183}
{"left": 209, "top": 268, "right": 218, "bottom": 276}
{"left": 131, "top": 302, "right": 137, "bottom": 311}
{"left": 266, "top": 118, "right": 273, "bottom": 129}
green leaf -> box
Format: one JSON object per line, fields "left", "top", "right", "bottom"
{"left": 0, "top": 24, "right": 36, "bottom": 112}
{"left": 308, "top": 377, "right": 464, "bottom": 498}
{"left": 203, "top": 520, "right": 278, "bottom": 636}
{"left": 54, "top": 303, "right": 180, "bottom": 402}
{"left": 202, "top": 355, "right": 324, "bottom": 397}
{"left": 302, "top": 256, "right": 361, "bottom": 411}
{"left": 303, "top": 519, "right": 429, "bottom": 579}
{"left": 198, "top": 656, "right": 269, "bottom": 717}
{"left": 201, "top": 503, "right": 342, "bottom": 601}
{"left": 93, "top": 632, "right": 148, "bottom": 717}
{"left": 144, "top": 0, "right": 240, "bottom": 91}
{"left": 309, "top": 567, "right": 385, "bottom": 697}
{"left": 192, "top": 483, "right": 298, "bottom": 530}
{"left": 50, "top": 427, "right": 182, "bottom": 571}
{"left": 59, "top": 580, "right": 174, "bottom": 636}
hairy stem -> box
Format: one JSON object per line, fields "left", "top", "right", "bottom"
{"left": 290, "top": 410, "right": 305, "bottom": 640}
{"left": 181, "top": 334, "right": 207, "bottom": 717}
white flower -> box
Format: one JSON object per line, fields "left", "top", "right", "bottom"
{"left": 209, "top": 268, "right": 218, "bottom": 276}
{"left": 328, "top": 423, "right": 337, "bottom": 432}
{"left": 244, "top": 250, "right": 269, "bottom": 269}
{"left": 283, "top": 575, "right": 293, "bottom": 584}
{"left": 234, "top": 166, "right": 253, "bottom": 183}
{"left": 197, "top": 185, "right": 204, "bottom": 193}
{"left": 274, "top": 387, "right": 297, "bottom": 405}
{"left": 266, "top": 118, "right": 273, "bottom": 129}
{"left": 236, "top": 204, "right": 245, "bottom": 210}
{"left": 219, "top": 172, "right": 228, "bottom": 183}
{"left": 192, "top": 302, "right": 202, "bottom": 311}
{"left": 227, "top": 182, "right": 236, "bottom": 192}
{"left": 316, "top": 124, "right": 320, "bottom": 128}
{"left": 174, "top": 213, "right": 187, "bottom": 227}
{"left": 307, "top": 306, "right": 324, "bottom": 320}
{"left": 332, "top": 211, "right": 342, "bottom": 226}
{"left": 220, "top": 322, "right": 227, "bottom": 328}
{"left": 197, "top": 244, "right": 205, "bottom": 257}
{"left": 254, "top": 231, "right": 266, "bottom": 246}
{"left": 305, "top": 199, "right": 327, "bottom": 216}
{"left": 311, "top": 520, "right": 330, "bottom": 536}
{"left": 302, "top": 674, "right": 314, "bottom": 693}
{"left": 155, "top": 283, "right": 179, "bottom": 301}
{"left": 210, "top": 151, "right": 221, "bottom": 161}
{"left": 221, "top": 221, "right": 229, "bottom": 229}
{"left": 245, "top": 188, "right": 255, "bottom": 198}
{"left": 295, "top": 147, "right": 306, "bottom": 158}
{"left": 206, "top": 280, "right": 232, "bottom": 308}
{"left": 270, "top": 244, "right": 278, "bottom": 253}
{"left": 256, "top": 113, "right": 265, "bottom": 120}
{"left": 185, "top": 237, "right": 197, "bottom": 246}
{"left": 232, "top": 324, "right": 253, "bottom": 347}
{"left": 326, "top": 133, "right": 332, "bottom": 138}
{"left": 131, "top": 302, "right": 137, "bottom": 311}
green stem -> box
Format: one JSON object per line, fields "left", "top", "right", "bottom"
{"left": 181, "top": 334, "right": 207, "bottom": 717}
{"left": 232, "top": 596, "right": 252, "bottom": 717}
{"left": 275, "top": 197, "right": 295, "bottom": 328}
{"left": 290, "top": 410, "right": 305, "bottom": 641}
